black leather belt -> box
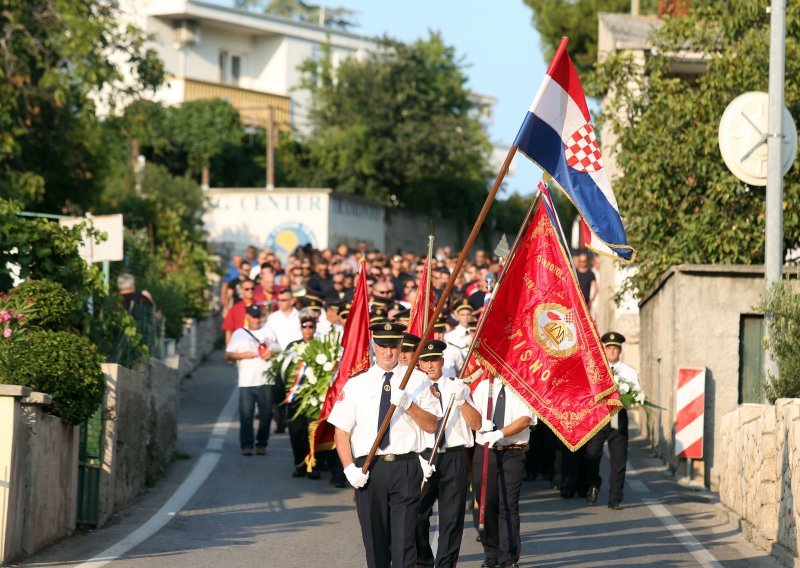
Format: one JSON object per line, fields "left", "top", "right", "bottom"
{"left": 355, "top": 452, "right": 418, "bottom": 465}
{"left": 422, "top": 445, "right": 466, "bottom": 458}
{"left": 493, "top": 444, "right": 529, "bottom": 452}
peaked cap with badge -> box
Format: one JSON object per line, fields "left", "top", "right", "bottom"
{"left": 601, "top": 331, "right": 625, "bottom": 348}
{"left": 401, "top": 332, "right": 421, "bottom": 352}
{"left": 418, "top": 339, "right": 447, "bottom": 360}
{"left": 369, "top": 321, "right": 406, "bottom": 347}
{"left": 452, "top": 297, "right": 473, "bottom": 314}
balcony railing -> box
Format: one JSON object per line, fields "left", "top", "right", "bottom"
{"left": 181, "top": 78, "right": 292, "bottom": 130}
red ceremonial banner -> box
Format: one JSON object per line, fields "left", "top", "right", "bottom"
{"left": 408, "top": 258, "right": 435, "bottom": 338}
{"left": 474, "top": 198, "right": 621, "bottom": 450}
{"left": 306, "top": 257, "right": 371, "bottom": 469}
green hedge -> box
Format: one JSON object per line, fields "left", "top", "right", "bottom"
{"left": 0, "top": 330, "right": 105, "bottom": 424}
{"left": 758, "top": 280, "right": 800, "bottom": 402}
{"left": 8, "top": 279, "right": 74, "bottom": 330}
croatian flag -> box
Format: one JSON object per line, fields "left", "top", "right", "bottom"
{"left": 514, "top": 37, "right": 636, "bottom": 262}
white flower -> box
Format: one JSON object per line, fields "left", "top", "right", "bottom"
{"left": 315, "top": 354, "right": 328, "bottom": 365}
{"left": 306, "top": 367, "right": 316, "bottom": 380}
{"left": 635, "top": 391, "right": 645, "bottom": 405}
{"left": 618, "top": 382, "right": 630, "bottom": 395}
{"left": 307, "top": 375, "right": 318, "bottom": 385}
{"left": 308, "top": 396, "right": 318, "bottom": 406}
{"left": 323, "top": 361, "right": 334, "bottom": 372}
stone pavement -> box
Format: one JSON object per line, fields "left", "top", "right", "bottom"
{"left": 17, "top": 350, "right": 784, "bottom": 568}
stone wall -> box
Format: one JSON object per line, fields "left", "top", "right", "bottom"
{"left": 637, "top": 265, "right": 779, "bottom": 488}
{"left": 718, "top": 400, "right": 800, "bottom": 565}
{"left": 0, "top": 387, "right": 79, "bottom": 563}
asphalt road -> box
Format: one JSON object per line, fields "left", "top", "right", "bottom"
{"left": 19, "top": 351, "right": 784, "bottom": 568}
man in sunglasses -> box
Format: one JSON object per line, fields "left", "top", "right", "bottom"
{"left": 221, "top": 278, "right": 265, "bottom": 346}
{"left": 225, "top": 305, "right": 278, "bottom": 456}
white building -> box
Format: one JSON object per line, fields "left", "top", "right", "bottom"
{"left": 119, "top": 0, "right": 376, "bottom": 133}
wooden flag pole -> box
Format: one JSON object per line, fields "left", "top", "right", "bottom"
{"left": 361, "top": 145, "right": 518, "bottom": 474}
{"left": 419, "top": 393, "right": 456, "bottom": 496}
{"left": 478, "top": 376, "right": 495, "bottom": 531}
{"left": 423, "top": 231, "right": 434, "bottom": 332}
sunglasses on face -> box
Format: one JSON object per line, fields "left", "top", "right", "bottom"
{"left": 301, "top": 323, "right": 316, "bottom": 329}
{"left": 242, "top": 286, "right": 254, "bottom": 291}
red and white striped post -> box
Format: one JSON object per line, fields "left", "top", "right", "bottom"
{"left": 675, "top": 367, "right": 706, "bottom": 480}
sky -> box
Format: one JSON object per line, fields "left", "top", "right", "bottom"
{"left": 326, "top": 0, "right": 548, "bottom": 196}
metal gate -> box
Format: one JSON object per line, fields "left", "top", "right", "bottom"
{"left": 76, "top": 404, "right": 104, "bottom": 526}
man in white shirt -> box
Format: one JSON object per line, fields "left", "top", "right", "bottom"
{"left": 267, "top": 289, "right": 302, "bottom": 350}
{"left": 585, "top": 331, "right": 642, "bottom": 510}
{"left": 434, "top": 318, "right": 463, "bottom": 378}
{"left": 415, "top": 340, "right": 482, "bottom": 568}
{"left": 444, "top": 298, "right": 473, "bottom": 362}
{"left": 224, "top": 305, "right": 277, "bottom": 456}
{"left": 471, "top": 377, "right": 536, "bottom": 568}
{"left": 328, "top": 322, "right": 442, "bottom": 568}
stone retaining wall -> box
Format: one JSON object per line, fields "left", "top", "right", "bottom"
{"left": 718, "top": 399, "right": 800, "bottom": 566}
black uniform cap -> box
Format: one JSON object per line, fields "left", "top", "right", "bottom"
{"left": 419, "top": 339, "right": 447, "bottom": 360}
{"left": 401, "top": 332, "right": 421, "bottom": 352}
{"left": 601, "top": 331, "right": 626, "bottom": 348}
{"left": 370, "top": 321, "right": 406, "bottom": 346}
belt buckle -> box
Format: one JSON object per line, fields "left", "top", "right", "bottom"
{"left": 384, "top": 454, "right": 396, "bottom": 462}
{"left": 437, "top": 447, "right": 447, "bottom": 454}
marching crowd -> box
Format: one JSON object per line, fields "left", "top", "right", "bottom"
{"left": 220, "top": 242, "right": 640, "bottom": 568}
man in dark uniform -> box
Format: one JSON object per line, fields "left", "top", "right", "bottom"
{"left": 584, "top": 332, "right": 642, "bottom": 509}
{"left": 416, "top": 339, "right": 481, "bottom": 568}
{"left": 328, "top": 322, "right": 441, "bottom": 568}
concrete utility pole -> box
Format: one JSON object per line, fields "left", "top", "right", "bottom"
{"left": 765, "top": 0, "right": 786, "bottom": 382}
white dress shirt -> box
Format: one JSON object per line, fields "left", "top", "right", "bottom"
{"left": 423, "top": 377, "right": 475, "bottom": 449}
{"left": 226, "top": 327, "right": 276, "bottom": 387}
{"left": 442, "top": 343, "right": 464, "bottom": 378}
{"left": 471, "top": 379, "right": 536, "bottom": 446}
{"left": 267, "top": 308, "right": 301, "bottom": 350}
{"left": 328, "top": 364, "right": 442, "bottom": 457}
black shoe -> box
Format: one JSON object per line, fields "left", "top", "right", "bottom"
{"left": 587, "top": 486, "right": 599, "bottom": 505}
{"left": 500, "top": 563, "right": 519, "bottom": 568}
{"left": 242, "top": 448, "right": 253, "bottom": 456}
{"left": 608, "top": 500, "right": 622, "bottom": 510}
{"left": 560, "top": 488, "right": 575, "bottom": 499}
{"left": 291, "top": 469, "right": 306, "bottom": 478}
{"left": 307, "top": 470, "right": 321, "bottom": 480}
{"left": 480, "top": 559, "right": 499, "bottom": 568}
{"left": 475, "top": 534, "right": 483, "bottom": 543}
{"left": 255, "top": 446, "right": 267, "bottom": 455}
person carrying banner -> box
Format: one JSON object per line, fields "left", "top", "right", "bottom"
{"left": 328, "top": 321, "right": 441, "bottom": 568}
{"left": 471, "top": 377, "right": 536, "bottom": 568}
{"left": 415, "top": 339, "right": 481, "bottom": 568}
{"left": 584, "top": 332, "right": 642, "bottom": 509}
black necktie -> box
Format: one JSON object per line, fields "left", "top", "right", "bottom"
{"left": 378, "top": 371, "right": 393, "bottom": 450}
{"left": 433, "top": 382, "right": 445, "bottom": 446}
{"left": 493, "top": 384, "right": 506, "bottom": 430}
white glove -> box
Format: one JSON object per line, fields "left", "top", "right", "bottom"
{"left": 479, "top": 418, "right": 495, "bottom": 433}
{"left": 450, "top": 379, "right": 468, "bottom": 403}
{"left": 344, "top": 464, "right": 370, "bottom": 489}
{"left": 390, "top": 388, "right": 412, "bottom": 411}
{"left": 419, "top": 455, "right": 436, "bottom": 480}
{"left": 482, "top": 430, "right": 504, "bottom": 447}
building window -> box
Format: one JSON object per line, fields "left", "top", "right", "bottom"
{"left": 231, "top": 55, "right": 241, "bottom": 85}
{"left": 738, "top": 314, "right": 765, "bottom": 404}
{"left": 219, "top": 50, "right": 229, "bottom": 83}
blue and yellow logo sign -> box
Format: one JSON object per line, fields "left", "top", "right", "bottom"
{"left": 266, "top": 222, "right": 317, "bottom": 260}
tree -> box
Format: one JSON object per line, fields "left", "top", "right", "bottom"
{"left": 522, "top": 0, "right": 634, "bottom": 73}
{"left": 0, "top": 0, "right": 163, "bottom": 213}
{"left": 236, "top": 0, "right": 356, "bottom": 30}
{"left": 169, "top": 99, "right": 243, "bottom": 188}
{"left": 286, "top": 34, "right": 493, "bottom": 223}
{"left": 590, "top": 0, "right": 800, "bottom": 296}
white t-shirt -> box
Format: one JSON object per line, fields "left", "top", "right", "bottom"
{"left": 226, "top": 327, "right": 274, "bottom": 387}
{"left": 267, "top": 309, "right": 301, "bottom": 350}
{"left": 328, "top": 364, "right": 442, "bottom": 457}
{"left": 471, "top": 379, "right": 536, "bottom": 446}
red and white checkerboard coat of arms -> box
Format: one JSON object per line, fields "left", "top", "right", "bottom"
{"left": 564, "top": 124, "right": 604, "bottom": 173}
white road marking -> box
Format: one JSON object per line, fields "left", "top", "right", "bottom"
{"left": 607, "top": 445, "right": 723, "bottom": 568}
{"left": 73, "top": 387, "right": 239, "bottom": 568}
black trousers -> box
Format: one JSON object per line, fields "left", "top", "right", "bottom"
{"left": 416, "top": 449, "right": 469, "bottom": 568}
{"left": 560, "top": 443, "right": 588, "bottom": 495}
{"left": 585, "top": 409, "right": 629, "bottom": 504}
{"left": 472, "top": 446, "right": 526, "bottom": 565}
{"left": 355, "top": 458, "right": 422, "bottom": 568}
{"left": 287, "top": 403, "right": 311, "bottom": 472}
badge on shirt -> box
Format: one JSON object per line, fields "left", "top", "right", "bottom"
{"left": 336, "top": 391, "right": 345, "bottom": 402}
{"left": 430, "top": 386, "right": 440, "bottom": 398}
